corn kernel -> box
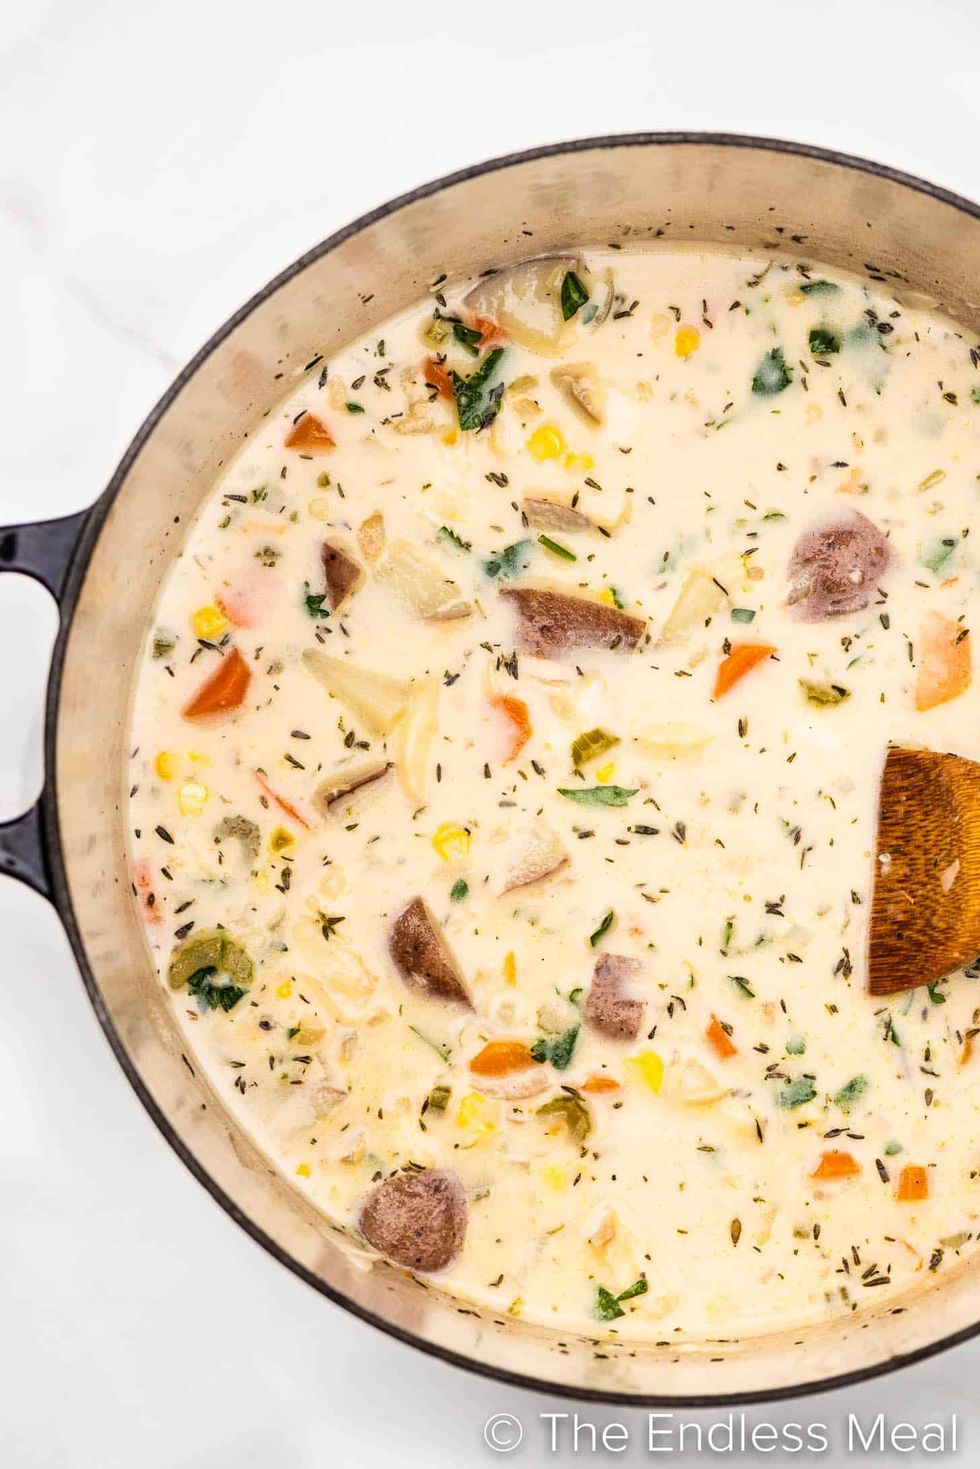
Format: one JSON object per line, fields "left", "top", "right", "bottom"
{"left": 675, "top": 326, "right": 700, "bottom": 359}
{"left": 456, "top": 1090, "right": 499, "bottom": 1134}
{"left": 526, "top": 424, "right": 566, "bottom": 461}
{"left": 563, "top": 451, "right": 594, "bottom": 473}
{"left": 192, "top": 603, "right": 229, "bottom": 640}
{"left": 177, "top": 779, "right": 209, "bottom": 816}
{"left": 276, "top": 981, "right": 293, "bottom": 999}
{"left": 294, "top": 1162, "right": 311, "bottom": 1178}
{"left": 542, "top": 1164, "right": 568, "bottom": 1191}
{"left": 507, "top": 1297, "right": 524, "bottom": 1317}
{"left": 595, "top": 762, "right": 615, "bottom": 784}
{"left": 187, "top": 750, "right": 209, "bottom": 765}
{"left": 442, "top": 428, "right": 458, "bottom": 447}
{"left": 597, "top": 587, "right": 618, "bottom": 607}
{"left": 155, "top": 751, "right": 177, "bottom": 781}
{"left": 628, "top": 1050, "right": 665, "bottom": 1094}
{"left": 503, "top": 950, "right": 517, "bottom": 986}
{"left": 270, "top": 826, "right": 295, "bottom": 854}
{"left": 432, "top": 822, "right": 471, "bottom": 862}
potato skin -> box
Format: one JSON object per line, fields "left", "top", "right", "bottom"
{"left": 500, "top": 586, "right": 646, "bottom": 657}
{"left": 584, "top": 953, "right": 645, "bottom": 1041}
{"left": 786, "top": 512, "right": 891, "bottom": 620}
{"left": 359, "top": 1169, "right": 467, "bottom": 1272}
{"left": 321, "top": 541, "right": 364, "bottom": 610}
{"left": 388, "top": 897, "right": 472, "bottom": 1007}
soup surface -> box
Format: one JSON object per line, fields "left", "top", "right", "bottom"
{"left": 129, "top": 246, "right": 980, "bottom": 1341}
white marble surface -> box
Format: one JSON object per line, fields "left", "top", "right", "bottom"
{"left": 2, "top": 2, "right": 979, "bottom": 1464}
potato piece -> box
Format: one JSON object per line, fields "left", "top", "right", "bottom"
{"left": 500, "top": 586, "right": 646, "bottom": 658}
{"left": 313, "top": 760, "right": 391, "bottom": 816}
{"left": 584, "top": 954, "right": 645, "bottom": 1041}
{"left": 634, "top": 722, "right": 713, "bottom": 761}
{"left": 357, "top": 511, "right": 386, "bottom": 564}
{"left": 499, "top": 825, "right": 568, "bottom": 893}
{"left": 550, "top": 362, "right": 605, "bottom": 424}
{"left": 302, "top": 650, "right": 409, "bottom": 734}
{"left": 464, "top": 256, "right": 580, "bottom": 354}
{"left": 389, "top": 897, "right": 472, "bottom": 1007}
{"left": 358, "top": 1169, "right": 466, "bottom": 1272}
{"left": 661, "top": 552, "right": 746, "bottom": 643}
{"left": 670, "top": 1057, "right": 728, "bottom": 1106}
{"left": 393, "top": 679, "right": 439, "bottom": 806}
{"left": 522, "top": 497, "right": 594, "bottom": 534}
{"left": 321, "top": 541, "right": 363, "bottom": 610}
{"left": 786, "top": 511, "right": 891, "bottom": 620}
{"left": 375, "top": 540, "right": 472, "bottom": 621}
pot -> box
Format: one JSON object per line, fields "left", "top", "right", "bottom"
{"left": 2, "top": 133, "right": 978, "bottom": 1404}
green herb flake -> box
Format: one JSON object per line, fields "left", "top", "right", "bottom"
{"left": 571, "top": 728, "right": 619, "bottom": 768}
{"left": 833, "top": 1074, "right": 869, "bottom": 1111}
{"left": 590, "top": 910, "right": 616, "bottom": 947}
{"left": 751, "top": 347, "right": 792, "bottom": 397}
{"left": 595, "top": 1275, "right": 647, "bottom": 1321}
{"left": 921, "top": 538, "right": 959, "bottom": 574}
{"left": 560, "top": 270, "right": 590, "bottom": 321}
{"left": 800, "top": 279, "right": 840, "bottom": 297}
{"left": 808, "top": 326, "right": 841, "bottom": 356}
{"left": 531, "top": 1024, "right": 580, "bottom": 1071}
{"left": 449, "top": 878, "right": 469, "bottom": 902}
{"left": 557, "top": 785, "right": 637, "bottom": 808}
{"left": 786, "top": 1034, "right": 807, "bottom": 1056}
{"left": 777, "top": 1075, "right": 817, "bottom": 1109}
{"left": 451, "top": 320, "right": 483, "bottom": 356}
{"left": 731, "top": 607, "right": 756, "bottom": 624}
{"left": 538, "top": 534, "right": 577, "bottom": 562}
{"left": 884, "top": 1140, "right": 904, "bottom": 1156}
{"left": 187, "top": 968, "right": 246, "bottom": 1013}
{"left": 800, "top": 678, "right": 850, "bottom": 706}
{"left": 729, "top": 975, "right": 755, "bottom": 999}
{"left": 927, "top": 981, "right": 947, "bottom": 1005}
{"left": 452, "top": 347, "right": 506, "bottom": 432}
{"left": 484, "top": 539, "right": 533, "bottom": 580}
{"left": 302, "top": 582, "right": 329, "bottom": 618}
{"left": 345, "top": 401, "right": 365, "bottom": 414}
{"left": 437, "top": 525, "right": 471, "bottom": 553}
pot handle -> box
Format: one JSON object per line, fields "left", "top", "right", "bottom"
{"left": 0, "top": 508, "right": 90, "bottom": 900}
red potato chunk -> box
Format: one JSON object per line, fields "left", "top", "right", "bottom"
{"left": 321, "top": 541, "right": 364, "bottom": 610}
{"left": 584, "top": 954, "right": 645, "bottom": 1041}
{"left": 500, "top": 586, "right": 646, "bottom": 658}
{"left": 358, "top": 1169, "right": 466, "bottom": 1272}
{"left": 786, "top": 511, "right": 891, "bottom": 620}
{"left": 388, "top": 897, "right": 472, "bottom": 1008}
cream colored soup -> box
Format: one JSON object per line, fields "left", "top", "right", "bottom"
{"left": 129, "top": 246, "right": 980, "bottom": 1341}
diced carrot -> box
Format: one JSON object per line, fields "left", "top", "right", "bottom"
{"left": 284, "top": 413, "right": 335, "bottom": 453}
{"left": 896, "top": 1164, "right": 929, "bottom": 1202}
{"left": 811, "top": 1150, "right": 861, "bottom": 1181}
{"left": 471, "top": 314, "right": 507, "bottom": 347}
{"left": 469, "top": 1040, "right": 536, "bottom": 1077}
{"left": 255, "top": 771, "right": 311, "bottom": 830}
{"left": 579, "top": 1074, "right": 621, "bottom": 1094}
{"left": 490, "top": 694, "right": 532, "bottom": 762}
{"left": 423, "top": 356, "right": 454, "bottom": 400}
{"left": 961, "top": 1030, "right": 978, "bottom": 1067}
{"left": 713, "top": 642, "right": 776, "bottom": 698}
{"left": 133, "top": 859, "right": 161, "bottom": 925}
{"left": 914, "top": 612, "right": 971, "bottom": 711}
{"left": 182, "top": 647, "right": 251, "bottom": 720}
{"left": 706, "top": 1015, "right": 737, "bottom": 1060}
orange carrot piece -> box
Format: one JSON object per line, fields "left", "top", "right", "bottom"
{"left": 713, "top": 642, "right": 776, "bottom": 698}
{"left": 284, "top": 413, "right": 335, "bottom": 453}
{"left": 471, "top": 314, "right": 507, "bottom": 347}
{"left": 255, "top": 771, "right": 311, "bottom": 830}
{"left": 914, "top": 612, "right": 971, "bottom": 711}
{"left": 423, "top": 356, "right": 454, "bottom": 400}
{"left": 961, "top": 1030, "right": 978, "bottom": 1067}
{"left": 490, "top": 694, "right": 532, "bottom": 762}
{"left": 705, "top": 1015, "right": 737, "bottom": 1060}
{"left": 811, "top": 1150, "right": 861, "bottom": 1181}
{"left": 469, "top": 1040, "right": 536, "bottom": 1077}
{"left": 133, "top": 859, "right": 161, "bottom": 925}
{"left": 896, "top": 1164, "right": 929, "bottom": 1202}
{"left": 182, "top": 647, "right": 251, "bottom": 720}
{"left": 579, "top": 1074, "right": 621, "bottom": 1094}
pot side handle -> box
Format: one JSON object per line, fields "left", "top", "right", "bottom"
{"left": 0, "top": 508, "right": 90, "bottom": 901}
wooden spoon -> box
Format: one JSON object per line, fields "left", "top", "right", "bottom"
{"left": 868, "top": 746, "right": 980, "bottom": 995}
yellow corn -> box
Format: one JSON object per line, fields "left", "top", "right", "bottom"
{"left": 456, "top": 1090, "right": 499, "bottom": 1135}
{"left": 442, "top": 428, "right": 458, "bottom": 447}
{"left": 563, "top": 451, "right": 594, "bottom": 473}
{"left": 177, "top": 779, "right": 209, "bottom": 816}
{"left": 595, "top": 762, "right": 615, "bottom": 784}
{"left": 155, "top": 751, "right": 177, "bottom": 781}
{"left": 294, "top": 1162, "right": 311, "bottom": 1178}
{"left": 432, "top": 822, "right": 471, "bottom": 862}
{"left": 628, "top": 1050, "right": 665, "bottom": 1094}
{"left": 597, "top": 587, "right": 618, "bottom": 607}
{"left": 502, "top": 950, "right": 517, "bottom": 986}
{"left": 542, "top": 1164, "right": 568, "bottom": 1191}
{"left": 270, "top": 826, "right": 295, "bottom": 854}
{"left": 526, "top": 423, "right": 566, "bottom": 461}
{"left": 276, "top": 981, "right": 293, "bottom": 999}
{"left": 675, "top": 326, "right": 700, "bottom": 359}
{"left": 192, "top": 603, "right": 229, "bottom": 640}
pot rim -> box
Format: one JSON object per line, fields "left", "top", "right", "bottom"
{"left": 43, "top": 131, "right": 980, "bottom": 1406}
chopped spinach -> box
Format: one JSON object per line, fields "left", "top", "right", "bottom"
{"left": 557, "top": 785, "right": 637, "bottom": 807}
{"left": 452, "top": 347, "right": 506, "bottom": 431}
{"left": 560, "top": 270, "right": 590, "bottom": 321}
{"left": 751, "top": 347, "right": 792, "bottom": 396}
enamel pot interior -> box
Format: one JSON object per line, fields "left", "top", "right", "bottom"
{"left": 50, "top": 136, "right": 980, "bottom": 1402}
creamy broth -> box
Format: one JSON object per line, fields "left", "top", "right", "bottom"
{"left": 129, "top": 247, "right": 980, "bottom": 1341}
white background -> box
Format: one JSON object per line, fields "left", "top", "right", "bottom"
{"left": 1, "top": 2, "right": 979, "bottom": 1464}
